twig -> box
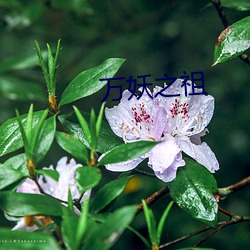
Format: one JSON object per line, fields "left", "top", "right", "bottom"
{"left": 193, "top": 216, "right": 250, "bottom": 247}
{"left": 211, "top": 0, "right": 250, "bottom": 66}
{"left": 159, "top": 216, "right": 250, "bottom": 249}
{"left": 218, "top": 206, "right": 235, "bottom": 218}
{"left": 136, "top": 186, "right": 169, "bottom": 215}
{"left": 134, "top": 169, "right": 156, "bottom": 178}
{"left": 159, "top": 224, "right": 212, "bottom": 249}
{"left": 218, "top": 176, "right": 250, "bottom": 198}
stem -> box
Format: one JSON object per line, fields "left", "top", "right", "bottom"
{"left": 210, "top": 0, "right": 250, "bottom": 66}
{"left": 218, "top": 176, "right": 250, "bottom": 198}
{"left": 134, "top": 169, "right": 156, "bottom": 178}
{"left": 136, "top": 186, "right": 169, "bottom": 215}
{"left": 193, "top": 216, "right": 250, "bottom": 247}
{"left": 159, "top": 216, "right": 250, "bottom": 249}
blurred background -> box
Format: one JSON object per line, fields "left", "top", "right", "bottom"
{"left": 0, "top": 0, "right": 249, "bottom": 249}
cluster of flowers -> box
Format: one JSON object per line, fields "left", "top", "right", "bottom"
{"left": 10, "top": 157, "right": 90, "bottom": 231}
{"left": 103, "top": 79, "right": 219, "bottom": 182}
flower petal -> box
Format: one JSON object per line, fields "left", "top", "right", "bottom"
{"left": 16, "top": 178, "right": 40, "bottom": 194}
{"left": 41, "top": 157, "right": 82, "bottom": 201}
{"left": 148, "top": 138, "right": 185, "bottom": 182}
{"left": 105, "top": 89, "right": 166, "bottom": 141}
{"left": 105, "top": 157, "right": 145, "bottom": 172}
{"left": 178, "top": 139, "right": 219, "bottom": 173}
{"left": 154, "top": 79, "right": 215, "bottom": 136}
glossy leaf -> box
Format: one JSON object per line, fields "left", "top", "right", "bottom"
{"left": 75, "top": 167, "right": 102, "bottom": 194}
{"left": 36, "top": 116, "right": 56, "bottom": 162}
{"left": 59, "top": 113, "right": 123, "bottom": 153}
{"left": 0, "top": 192, "right": 65, "bottom": 216}
{"left": 56, "top": 131, "right": 89, "bottom": 165}
{"left": 0, "top": 76, "right": 46, "bottom": 102}
{"left": 83, "top": 205, "right": 137, "bottom": 250}
{"left": 142, "top": 200, "right": 157, "bottom": 245}
{"left": 0, "top": 164, "right": 27, "bottom": 190}
{"left": 97, "top": 141, "right": 158, "bottom": 166}
{"left": 213, "top": 16, "right": 250, "bottom": 65}
{"left": 36, "top": 169, "right": 59, "bottom": 181}
{"left": 221, "top": 0, "right": 250, "bottom": 11}
{"left": 73, "top": 106, "right": 91, "bottom": 147}
{"left": 0, "top": 228, "right": 60, "bottom": 250}
{"left": 168, "top": 159, "right": 218, "bottom": 227}
{"left": 0, "top": 111, "right": 44, "bottom": 157}
{"left": 157, "top": 201, "right": 174, "bottom": 244}
{"left": 62, "top": 215, "right": 80, "bottom": 250}
{"left": 4, "top": 153, "right": 28, "bottom": 175}
{"left": 59, "top": 58, "right": 126, "bottom": 106}
{"left": 91, "top": 176, "right": 132, "bottom": 213}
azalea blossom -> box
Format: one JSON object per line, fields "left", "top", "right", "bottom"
{"left": 104, "top": 79, "right": 219, "bottom": 182}
{"left": 11, "top": 157, "right": 89, "bottom": 231}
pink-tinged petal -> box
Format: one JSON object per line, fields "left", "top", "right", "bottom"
{"left": 16, "top": 178, "right": 40, "bottom": 194}
{"left": 154, "top": 79, "right": 215, "bottom": 136}
{"left": 39, "top": 157, "right": 82, "bottom": 201}
{"left": 105, "top": 157, "right": 145, "bottom": 172}
{"left": 148, "top": 138, "right": 185, "bottom": 182}
{"left": 105, "top": 89, "right": 166, "bottom": 142}
{"left": 190, "top": 128, "right": 208, "bottom": 145}
{"left": 178, "top": 139, "right": 219, "bottom": 173}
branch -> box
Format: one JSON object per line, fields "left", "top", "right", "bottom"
{"left": 218, "top": 176, "right": 250, "bottom": 198}
{"left": 193, "top": 216, "right": 250, "bottom": 247}
{"left": 136, "top": 186, "right": 169, "bottom": 215}
{"left": 211, "top": 0, "right": 250, "bottom": 66}
{"left": 134, "top": 169, "right": 156, "bottom": 178}
{"left": 159, "top": 216, "right": 250, "bottom": 249}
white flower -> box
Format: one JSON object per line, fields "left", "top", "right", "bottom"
{"left": 12, "top": 157, "right": 90, "bottom": 231}
{"left": 103, "top": 79, "right": 219, "bottom": 182}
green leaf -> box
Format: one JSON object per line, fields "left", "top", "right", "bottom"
{"left": 157, "top": 201, "right": 174, "bottom": 244}
{"left": 59, "top": 112, "right": 123, "bottom": 153}
{"left": 213, "top": 16, "right": 250, "bottom": 65}
{"left": 76, "top": 201, "right": 89, "bottom": 248}
{"left": 83, "top": 205, "right": 137, "bottom": 250}
{"left": 0, "top": 76, "right": 46, "bottom": 102}
{"left": 56, "top": 131, "right": 89, "bottom": 165}
{"left": 0, "top": 228, "right": 60, "bottom": 250}
{"left": 91, "top": 176, "right": 132, "bottom": 213}
{"left": 142, "top": 200, "right": 157, "bottom": 245}
{"left": 168, "top": 159, "right": 218, "bottom": 227}
{"left": 221, "top": 0, "right": 250, "bottom": 11}
{"left": 36, "top": 116, "right": 56, "bottom": 162}
{"left": 62, "top": 215, "right": 80, "bottom": 250}
{"left": 97, "top": 141, "right": 159, "bottom": 166}
{"left": 0, "top": 164, "right": 27, "bottom": 190}
{"left": 4, "top": 153, "right": 28, "bottom": 175}
{"left": 0, "top": 192, "right": 65, "bottom": 216}
{"left": 62, "top": 201, "right": 89, "bottom": 250}
{"left": 36, "top": 169, "right": 59, "bottom": 181}
{"left": 96, "top": 102, "right": 105, "bottom": 140}
{"left": 59, "top": 58, "right": 126, "bottom": 107}
{"left": 75, "top": 167, "right": 102, "bottom": 194}
{"left": 73, "top": 106, "right": 91, "bottom": 147}
{"left": 89, "top": 108, "right": 97, "bottom": 150}
{"left": 0, "top": 110, "right": 44, "bottom": 157}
